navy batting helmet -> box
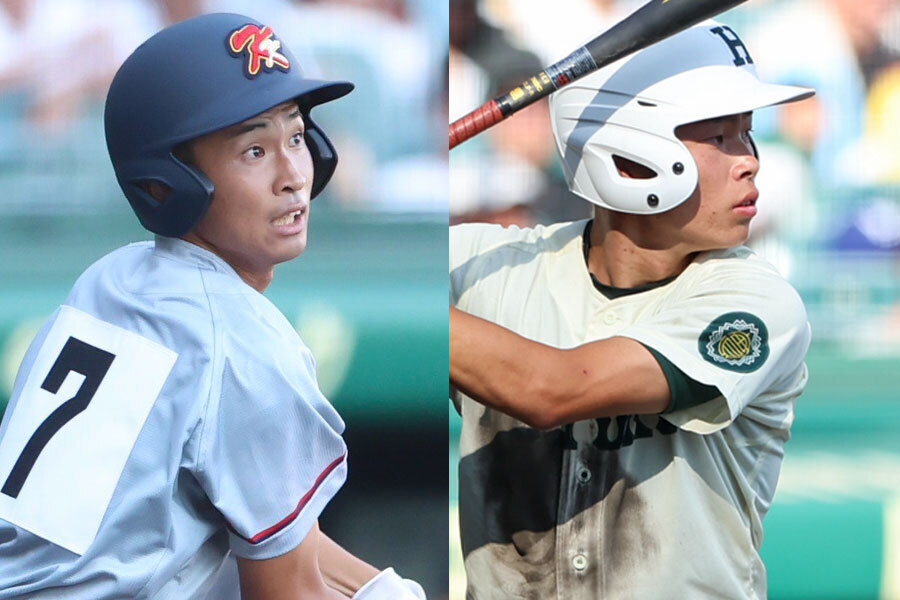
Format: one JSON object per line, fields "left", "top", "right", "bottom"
{"left": 105, "top": 13, "right": 353, "bottom": 237}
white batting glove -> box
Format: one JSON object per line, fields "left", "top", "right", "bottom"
{"left": 351, "top": 568, "right": 426, "bottom": 600}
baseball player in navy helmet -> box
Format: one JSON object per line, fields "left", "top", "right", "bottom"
{"left": 450, "top": 21, "right": 814, "bottom": 599}
{"left": 0, "top": 13, "right": 423, "bottom": 600}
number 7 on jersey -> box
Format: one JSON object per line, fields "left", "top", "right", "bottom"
{"left": 2, "top": 337, "right": 115, "bottom": 498}
{"left": 0, "top": 306, "right": 177, "bottom": 555}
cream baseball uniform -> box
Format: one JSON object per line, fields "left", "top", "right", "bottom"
{"left": 450, "top": 219, "right": 810, "bottom": 599}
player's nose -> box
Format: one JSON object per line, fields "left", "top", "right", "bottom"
{"left": 732, "top": 146, "right": 759, "bottom": 181}
{"left": 273, "top": 147, "right": 310, "bottom": 195}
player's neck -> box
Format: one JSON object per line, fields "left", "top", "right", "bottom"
{"left": 180, "top": 232, "right": 274, "bottom": 292}
{"left": 230, "top": 266, "right": 275, "bottom": 293}
{"left": 587, "top": 211, "right": 696, "bottom": 288}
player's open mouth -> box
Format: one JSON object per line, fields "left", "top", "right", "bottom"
{"left": 737, "top": 191, "right": 758, "bottom": 207}
{"left": 272, "top": 208, "right": 305, "bottom": 226}
{"left": 734, "top": 190, "right": 758, "bottom": 207}
{"left": 733, "top": 191, "right": 758, "bottom": 217}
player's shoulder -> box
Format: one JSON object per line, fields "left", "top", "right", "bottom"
{"left": 65, "top": 238, "right": 286, "bottom": 360}
{"left": 450, "top": 219, "right": 587, "bottom": 265}
{"left": 688, "top": 246, "right": 806, "bottom": 312}
{"left": 75, "top": 240, "right": 154, "bottom": 282}
{"left": 694, "top": 245, "right": 789, "bottom": 280}
{"left": 72, "top": 238, "right": 220, "bottom": 300}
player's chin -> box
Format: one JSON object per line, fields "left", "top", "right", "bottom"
{"left": 699, "top": 225, "right": 750, "bottom": 252}
{"left": 269, "top": 233, "right": 308, "bottom": 264}
{"left": 723, "top": 224, "right": 751, "bottom": 248}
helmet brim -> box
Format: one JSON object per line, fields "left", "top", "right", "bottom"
{"left": 297, "top": 79, "right": 355, "bottom": 108}
{"left": 169, "top": 77, "right": 355, "bottom": 150}
{"left": 656, "top": 66, "right": 814, "bottom": 126}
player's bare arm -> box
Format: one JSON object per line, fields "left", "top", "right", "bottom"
{"left": 449, "top": 305, "right": 669, "bottom": 429}
{"left": 317, "top": 530, "right": 379, "bottom": 595}
{"left": 237, "top": 523, "right": 347, "bottom": 600}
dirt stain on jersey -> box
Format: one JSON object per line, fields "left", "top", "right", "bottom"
{"left": 459, "top": 427, "right": 564, "bottom": 558}
{"left": 459, "top": 417, "right": 676, "bottom": 596}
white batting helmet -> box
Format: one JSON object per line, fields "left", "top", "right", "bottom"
{"left": 549, "top": 20, "right": 814, "bottom": 214}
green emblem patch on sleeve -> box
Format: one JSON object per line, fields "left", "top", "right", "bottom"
{"left": 698, "top": 312, "right": 768, "bottom": 372}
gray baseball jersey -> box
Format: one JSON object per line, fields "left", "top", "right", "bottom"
{"left": 450, "top": 220, "right": 810, "bottom": 600}
{"left": 0, "top": 237, "right": 347, "bottom": 598}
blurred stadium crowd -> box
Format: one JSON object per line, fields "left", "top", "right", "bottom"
{"left": 450, "top": 0, "right": 900, "bottom": 351}
{"left": 0, "top": 0, "right": 448, "bottom": 216}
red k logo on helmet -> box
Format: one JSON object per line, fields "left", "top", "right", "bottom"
{"left": 228, "top": 24, "right": 290, "bottom": 78}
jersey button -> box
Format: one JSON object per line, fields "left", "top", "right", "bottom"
{"left": 572, "top": 554, "right": 588, "bottom": 571}
{"left": 602, "top": 311, "right": 618, "bottom": 325}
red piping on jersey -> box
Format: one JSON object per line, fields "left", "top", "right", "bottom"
{"left": 246, "top": 453, "right": 346, "bottom": 544}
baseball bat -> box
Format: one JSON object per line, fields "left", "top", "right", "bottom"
{"left": 449, "top": 0, "right": 749, "bottom": 149}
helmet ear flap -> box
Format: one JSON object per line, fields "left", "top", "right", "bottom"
{"left": 304, "top": 114, "right": 338, "bottom": 199}
{"left": 564, "top": 123, "right": 699, "bottom": 214}
{"left": 120, "top": 157, "right": 215, "bottom": 237}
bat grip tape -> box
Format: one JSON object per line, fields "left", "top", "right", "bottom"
{"left": 449, "top": 100, "right": 504, "bottom": 149}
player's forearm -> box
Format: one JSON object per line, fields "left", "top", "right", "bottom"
{"left": 450, "top": 306, "right": 670, "bottom": 428}
{"left": 317, "top": 531, "right": 380, "bottom": 597}
{"left": 237, "top": 523, "right": 349, "bottom": 600}
{"left": 450, "top": 305, "right": 580, "bottom": 429}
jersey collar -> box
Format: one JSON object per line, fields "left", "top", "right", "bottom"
{"left": 581, "top": 220, "right": 676, "bottom": 299}
{"left": 152, "top": 235, "right": 242, "bottom": 279}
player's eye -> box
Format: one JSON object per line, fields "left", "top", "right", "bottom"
{"left": 706, "top": 134, "right": 725, "bottom": 145}
{"left": 289, "top": 131, "right": 305, "bottom": 147}
{"left": 244, "top": 146, "right": 265, "bottom": 159}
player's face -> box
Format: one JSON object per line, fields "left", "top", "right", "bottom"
{"left": 666, "top": 112, "right": 759, "bottom": 251}
{"left": 184, "top": 101, "right": 313, "bottom": 288}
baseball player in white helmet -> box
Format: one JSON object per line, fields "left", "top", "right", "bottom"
{"left": 0, "top": 13, "right": 424, "bottom": 600}
{"left": 450, "top": 20, "right": 814, "bottom": 599}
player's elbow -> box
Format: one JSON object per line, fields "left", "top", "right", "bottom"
{"left": 492, "top": 377, "right": 559, "bottom": 431}
{"left": 524, "top": 347, "right": 605, "bottom": 430}
{"left": 516, "top": 363, "right": 580, "bottom": 431}
{"left": 517, "top": 403, "right": 561, "bottom": 431}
